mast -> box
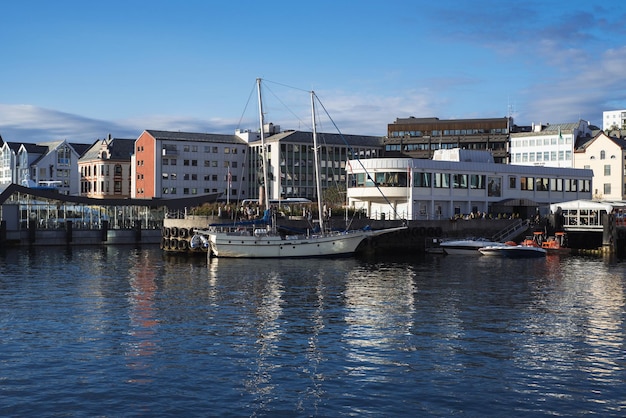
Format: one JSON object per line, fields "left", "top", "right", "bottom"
{"left": 311, "top": 91, "right": 325, "bottom": 233}
{"left": 256, "top": 78, "right": 270, "bottom": 212}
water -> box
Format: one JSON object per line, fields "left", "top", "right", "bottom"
{"left": 1, "top": 246, "right": 625, "bottom": 417}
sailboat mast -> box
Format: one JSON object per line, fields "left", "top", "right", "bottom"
{"left": 311, "top": 91, "right": 325, "bottom": 233}
{"left": 257, "top": 78, "right": 270, "bottom": 212}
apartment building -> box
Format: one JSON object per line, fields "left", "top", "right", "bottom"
{"left": 245, "top": 124, "right": 383, "bottom": 201}
{"left": 384, "top": 116, "right": 512, "bottom": 163}
{"left": 79, "top": 135, "right": 135, "bottom": 198}
{"left": 510, "top": 120, "right": 594, "bottom": 168}
{"left": 0, "top": 138, "right": 89, "bottom": 195}
{"left": 574, "top": 131, "right": 626, "bottom": 200}
{"left": 133, "top": 130, "right": 248, "bottom": 200}
{"left": 603, "top": 109, "right": 626, "bottom": 131}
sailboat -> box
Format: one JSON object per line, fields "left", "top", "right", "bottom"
{"left": 193, "top": 79, "right": 407, "bottom": 258}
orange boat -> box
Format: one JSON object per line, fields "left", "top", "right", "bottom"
{"left": 539, "top": 232, "right": 570, "bottom": 254}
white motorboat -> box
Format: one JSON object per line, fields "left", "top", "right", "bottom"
{"left": 440, "top": 238, "right": 505, "bottom": 255}
{"left": 478, "top": 244, "right": 547, "bottom": 258}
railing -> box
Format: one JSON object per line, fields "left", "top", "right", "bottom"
{"left": 491, "top": 219, "right": 530, "bottom": 242}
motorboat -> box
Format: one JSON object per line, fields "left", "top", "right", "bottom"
{"left": 440, "top": 238, "right": 505, "bottom": 255}
{"left": 478, "top": 243, "right": 547, "bottom": 258}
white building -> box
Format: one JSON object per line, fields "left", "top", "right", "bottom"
{"left": 603, "top": 110, "right": 626, "bottom": 131}
{"left": 573, "top": 131, "right": 626, "bottom": 200}
{"left": 347, "top": 149, "right": 593, "bottom": 221}
{"left": 0, "top": 140, "right": 86, "bottom": 195}
{"left": 246, "top": 125, "right": 383, "bottom": 201}
{"left": 510, "top": 120, "right": 593, "bottom": 168}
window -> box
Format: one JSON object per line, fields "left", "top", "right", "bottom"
{"left": 601, "top": 150, "right": 606, "bottom": 160}
{"left": 509, "top": 176, "right": 517, "bottom": 189}
{"left": 605, "top": 165, "right": 611, "bottom": 176}
{"left": 604, "top": 184, "right": 611, "bottom": 194}
{"left": 433, "top": 173, "right": 450, "bottom": 188}
{"left": 453, "top": 174, "right": 468, "bottom": 189}
{"left": 414, "top": 172, "right": 431, "bottom": 188}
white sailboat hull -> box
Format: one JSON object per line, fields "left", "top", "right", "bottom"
{"left": 204, "top": 227, "right": 407, "bottom": 258}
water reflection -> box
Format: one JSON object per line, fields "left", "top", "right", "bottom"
{"left": 125, "top": 250, "right": 159, "bottom": 383}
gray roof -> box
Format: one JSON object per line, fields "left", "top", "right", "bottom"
{"left": 261, "top": 130, "right": 383, "bottom": 148}
{"left": 146, "top": 130, "right": 247, "bottom": 145}
{"left": 81, "top": 138, "right": 135, "bottom": 161}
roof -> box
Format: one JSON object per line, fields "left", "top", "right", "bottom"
{"left": 80, "top": 138, "right": 135, "bottom": 161}
{"left": 146, "top": 130, "right": 247, "bottom": 145}
{"left": 0, "top": 183, "right": 221, "bottom": 210}
{"left": 259, "top": 130, "right": 383, "bottom": 148}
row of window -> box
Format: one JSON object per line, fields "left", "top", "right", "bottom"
{"left": 512, "top": 151, "right": 573, "bottom": 163}
{"left": 385, "top": 142, "right": 507, "bottom": 153}
{"left": 162, "top": 158, "right": 239, "bottom": 168}
{"left": 160, "top": 173, "right": 240, "bottom": 182}
{"left": 80, "top": 180, "right": 124, "bottom": 194}
{"left": 390, "top": 128, "right": 508, "bottom": 138}
{"left": 511, "top": 137, "right": 572, "bottom": 147}
{"left": 161, "top": 187, "right": 232, "bottom": 195}
{"left": 350, "top": 171, "right": 591, "bottom": 194}
{"left": 156, "top": 145, "right": 243, "bottom": 154}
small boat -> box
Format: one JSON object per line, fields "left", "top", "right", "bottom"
{"left": 479, "top": 243, "right": 547, "bottom": 258}
{"left": 440, "top": 238, "right": 505, "bottom": 255}
{"left": 538, "top": 231, "right": 570, "bottom": 254}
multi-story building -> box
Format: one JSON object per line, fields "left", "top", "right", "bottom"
{"left": 384, "top": 117, "right": 512, "bottom": 163}
{"left": 347, "top": 148, "right": 593, "bottom": 221}
{"left": 0, "top": 139, "right": 89, "bottom": 195}
{"left": 573, "top": 131, "right": 626, "bottom": 200}
{"left": 132, "top": 130, "right": 248, "bottom": 200}
{"left": 79, "top": 135, "right": 135, "bottom": 198}
{"left": 245, "top": 124, "right": 383, "bottom": 201}
{"left": 510, "top": 120, "right": 594, "bottom": 168}
{"left": 603, "top": 109, "right": 626, "bottom": 131}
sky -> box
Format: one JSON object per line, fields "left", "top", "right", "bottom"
{"left": 1, "top": 0, "right": 625, "bottom": 144}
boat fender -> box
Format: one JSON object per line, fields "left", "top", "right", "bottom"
{"left": 426, "top": 227, "right": 435, "bottom": 236}
{"left": 178, "top": 239, "right": 188, "bottom": 250}
{"left": 171, "top": 227, "right": 179, "bottom": 237}
{"left": 163, "top": 227, "right": 171, "bottom": 238}
{"left": 435, "top": 227, "right": 443, "bottom": 237}
{"left": 179, "top": 228, "right": 188, "bottom": 238}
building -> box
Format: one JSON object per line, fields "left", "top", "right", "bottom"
{"left": 384, "top": 117, "right": 512, "bottom": 163}
{"left": 0, "top": 139, "right": 89, "bottom": 195}
{"left": 603, "top": 109, "right": 626, "bottom": 131}
{"left": 132, "top": 130, "right": 248, "bottom": 200}
{"left": 574, "top": 131, "right": 626, "bottom": 200}
{"left": 79, "top": 135, "right": 135, "bottom": 198}
{"left": 245, "top": 124, "right": 383, "bottom": 201}
{"left": 510, "top": 120, "right": 594, "bottom": 168}
{"left": 346, "top": 148, "right": 593, "bottom": 221}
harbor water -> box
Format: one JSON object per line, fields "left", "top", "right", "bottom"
{"left": 1, "top": 246, "right": 625, "bottom": 417}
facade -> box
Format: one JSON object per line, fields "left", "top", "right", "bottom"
{"left": 346, "top": 149, "right": 593, "bottom": 221}
{"left": 1, "top": 140, "right": 88, "bottom": 195}
{"left": 603, "top": 109, "right": 626, "bottom": 131}
{"left": 79, "top": 135, "right": 135, "bottom": 198}
{"left": 384, "top": 117, "right": 512, "bottom": 163}
{"left": 573, "top": 131, "right": 626, "bottom": 200}
{"left": 0, "top": 139, "right": 20, "bottom": 185}
{"left": 132, "top": 130, "right": 248, "bottom": 200}
{"left": 510, "top": 120, "right": 594, "bottom": 168}
{"left": 245, "top": 125, "right": 383, "bottom": 201}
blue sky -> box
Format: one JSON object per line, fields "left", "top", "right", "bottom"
{"left": 1, "top": 0, "right": 625, "bottom": 143}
